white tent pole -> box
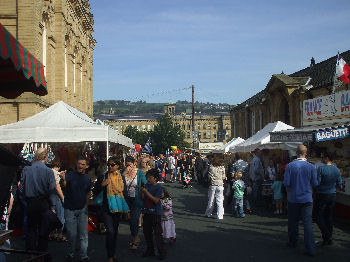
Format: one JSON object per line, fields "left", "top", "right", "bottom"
{"left": 106, "top": 126, "right": 109, "bottom": 160}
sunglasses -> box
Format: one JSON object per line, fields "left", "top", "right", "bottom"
{"left": 107, "top": 163, "right": 117, "bottom": 167}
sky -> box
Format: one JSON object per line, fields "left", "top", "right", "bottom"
{"left": 90, "top": 0, "right": 350, "bottom": 105}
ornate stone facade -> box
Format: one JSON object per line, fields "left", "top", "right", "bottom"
{"left": 97, "top": 104, "right": 231, "bottom": 145}
{"left": 0, "top": 0, "right": 95, "bottom": 125}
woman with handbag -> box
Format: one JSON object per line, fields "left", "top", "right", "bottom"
{"left": 94, "top": 156, "right": 129, "bottom": 262}
{"left": 122, "top": 156, "right": 147, "bottom": 250}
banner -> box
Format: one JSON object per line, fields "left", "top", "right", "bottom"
{"left": 303, "top": 90, "right": 350, "bottom": 124}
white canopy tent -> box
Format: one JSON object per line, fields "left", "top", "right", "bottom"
{"left": 0, "top": 101, "right": 133, "bottom": 149}
{"left": 212, "top": 137, "right": 245, "bottom": 153}
{"left": 232, "top": 121, "right": 299, "bottom": 153}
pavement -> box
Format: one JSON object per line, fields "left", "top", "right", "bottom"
{"left": 5, "top": 182, "right": 350, "bottom": 262}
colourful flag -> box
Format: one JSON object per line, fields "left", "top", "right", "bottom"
{"left": 336, "top": 54, "right": 350, "bottom": 84}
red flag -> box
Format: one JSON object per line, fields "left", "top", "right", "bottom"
{"left": 336, "top": 55, "right": 350, "bottom": 84}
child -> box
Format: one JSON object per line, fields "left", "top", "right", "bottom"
{"left": 232, "top": 172, "right": 245, "bottom": 218}
{"left": 140, "top": 168, "right": 166, "bottom": 260}
{"left": 271, "top": 173, "right": 283, "bottom": 214}
{"left": 182, "top": 173, "right": 192, "bottom": 188}
{"left": 160, "top": 188, "right": 176, "bottom": 244}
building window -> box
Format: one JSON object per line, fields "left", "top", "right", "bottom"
{"left": 203, "top": 132, "right": 207, "bottom": 138}
{"left": 213, "top": 124, "right": 216, "bottom": 129}
{"left": 198, "top": 132, "right": 201, "bottom": 139}
{"left": 187, "top": 124, "right": 191, "bottom": 130}
{"left": 225, "top": 123, "right": 229, "bottom": 130}
{"left": 121, "top": 125, "right": 124, "bottom": 130}
{"left": 182, "top": 124, "right": 185, "bottom": 130}
{"left": 187, "top": 132, "right": 190, "bottom": 139}
{"left": 259, "top": 109, "right": 263, "bottom": 130}
{"left": 208, "top": 123, "right": 211, "bottom": 130}
{"left": 137, "top": 125, "right": 140, "bottom": 131}
{"left": 142, "top": 125, "right": 146, "bottom": 131}
{"left": 213, "top": 133, "right": 216, "bottom": 138}
{"left": 148, "top": 125, "right": 151, "bottom": 131}
{"left": 42, "top": 22, "right": 47, "bottom": 76}
{"left": 64, "top": 43, "right": 68, "bottom": 89}
{"left": 198, "top": 124, "right": 201, "bottom": 130}
{"left": 115, "top": 124, "right": 119, "bottom": 131}
{"left": 208, "top": 132, "right": 211, "bottom": 138}
{"left": 203, "top": 124, "right": 206, "bottom": 129}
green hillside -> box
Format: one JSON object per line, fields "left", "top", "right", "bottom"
{"left": 93, "top": 100, "right": 233, "bottom": 116}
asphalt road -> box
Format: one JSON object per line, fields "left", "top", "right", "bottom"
{"left": 6, "top": 182, "right": 350, "bottom": 262}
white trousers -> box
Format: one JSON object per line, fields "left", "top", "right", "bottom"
{"left": 205, "top": 185, "right": 224, "bottom": 219}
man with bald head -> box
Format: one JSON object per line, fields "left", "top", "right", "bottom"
{"left": 283, "top": 144, "right": 318, "bottom": 256}
{"left": 19, "top": 147, "right": 56, "bottom": 260}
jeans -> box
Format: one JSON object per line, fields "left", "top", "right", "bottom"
{"left": 252, "top": 179, "right": 263, "bottom": 207}
{"left": 314, "top": 193, "right": 336, "bottom": 242}
{"left": 143, "top": 214, "right": 166, "bottom": 257}
{"left": 129, "top": 201, "right": 142, "bottom": 237}
{"left": 65, "top": 208, "right": 89, "bottom": 259}
{"left": 232, "top": 197, "right": 245, "bottom": 217}
{"left": 103, "top": 211, "right": 120, "bottom": 258}
{"left": 26, "top": 197, "right": 50, "bottom": 252}
{"left": 205, "top": 185, "right": 224, "bottom": 219}
{"left": 54, "top": 195, "right": 65, "bottom": 232}
{"left": 20, "top": 199, "right": 28, "bottom": 236}
{"left": 288, "top": 202, "right": 315, "bottom": 254}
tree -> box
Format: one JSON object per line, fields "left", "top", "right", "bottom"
{"left": 123, "top": 126, "right": 148, "bottom": 145}
{"left": 150, "top": 114, "right": 190, "bottom": 155}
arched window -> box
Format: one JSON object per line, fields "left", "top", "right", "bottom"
{"left": 42, "top": 22, "right": 47, "bottom": 76}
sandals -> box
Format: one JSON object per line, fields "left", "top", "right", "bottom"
{"left": 129, "top": 242, "right": 139, "bottom": 250}
{"left": 56, "top": 235, "right": 68, "bottom": 242}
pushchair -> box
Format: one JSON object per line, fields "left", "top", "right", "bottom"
{"left": 182, "top": 172, "right": 192, "bottom": 188}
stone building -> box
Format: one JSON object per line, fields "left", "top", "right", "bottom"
{"left": 231, "top": 51, "right": 350, "bottom": 139}
{"left": 97, "top": 104, "right": 231, "bottom": 145}
{"left": 0, "top": 0, "right": 95, "bottom": 125}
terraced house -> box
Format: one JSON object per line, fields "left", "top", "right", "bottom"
{"left": 0, "top": 0, "right": 95, "bottom": 125}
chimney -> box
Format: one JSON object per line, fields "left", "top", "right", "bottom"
{"left": 310, "top": 57, "right": 315, "bottom": 67}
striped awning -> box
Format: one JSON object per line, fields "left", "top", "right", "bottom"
{"left": 0, "top": 23, "right": 48, "bottom": 99}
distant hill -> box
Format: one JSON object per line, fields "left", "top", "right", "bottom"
{"left": 93, "top": 100, "right": 233, "bottom": 116}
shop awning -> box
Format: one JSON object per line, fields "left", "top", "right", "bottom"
{"left": 0, "top": 23, "right": 48, "bottom": 99}
{"left": 270, "top": 122, "right": 350, "bottom": 142}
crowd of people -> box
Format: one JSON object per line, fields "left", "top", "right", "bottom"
{"left": 0, "top": 144, "right": 343, "bottom": 261}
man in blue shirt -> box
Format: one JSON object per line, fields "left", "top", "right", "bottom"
{"left": 61, "top": 156, "right": 91, "bottom": 262}
{"left": 19, "top": 147, "right": 56, "bottom": 257}
{"left": 315, "top": 152, "right": 342, "bottom": 246}
{"left": 283, "top": 145, "right": 318, "bottom": 256}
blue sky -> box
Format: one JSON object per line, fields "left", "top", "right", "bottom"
{"left": 91, "top": 0, "right": 350, "bottom": 105}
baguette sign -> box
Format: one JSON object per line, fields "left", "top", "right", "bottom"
{"left": 315, "top": 127, "right": 349, "bottom": 142}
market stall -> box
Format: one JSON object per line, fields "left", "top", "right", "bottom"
{"left": 232, "top": 121, "right": 299, "bottom": 153}
{"left": 212, "top": 137, "right": 245, "bottom": 153}
{"left": 270, "top": 90, "right": 350, "bottom": 220}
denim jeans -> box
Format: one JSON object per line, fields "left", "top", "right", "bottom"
{"left": 232, "top": 197, "right": 245, "bottom": 217}
{"left": 252, "top": 179, "right": 263, "bottom": 207}
{"left": 54, "top": 195, "right": 65, "bottom": 232}
{"left": 103, "top": 211, "right": 120, "bottom": 259}
{"left": 314, "top": 193, "right": 336, "bottom": 242}
{"left": 288, "top": 202, "right": 315, "bottom": 254}
{"left": 64, "top": 208, "right": 89, "bottom": 259}
{"left": 129, "top": 202, "right": 142, "bottom": 237}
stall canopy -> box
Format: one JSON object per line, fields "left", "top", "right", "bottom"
{"left": 0, "top": 101, "right": 133, "bottom": 148}
{"left": 212, "top": 137, "right": 245, "bottom": 153}
{"left": 233, "top": 121, "right": 298, "bottom": 153}
{"left": 0, "top": 23, "right": 48, "bottom": 98}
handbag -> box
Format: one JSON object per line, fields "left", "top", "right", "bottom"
{"left": 93, "top": 191, "right": 103, "bottom": 206}
{"left": 93, "top": 173, "right": 106, "bottom": 206}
